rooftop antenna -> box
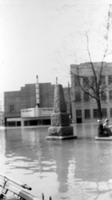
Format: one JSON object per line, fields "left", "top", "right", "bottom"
{"left": 56, "top": 77, "right": 58, "bottom": 85}
{"left": 36, "top": 74, "right": 40, "bottom": 107}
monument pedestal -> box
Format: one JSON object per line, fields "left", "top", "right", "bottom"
{"left": 46, "top": 83, "right": 77, "bottom": 140}
{"left": 47, "top": 125, "right": 77, "bottom": 140}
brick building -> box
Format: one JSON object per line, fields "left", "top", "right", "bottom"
{"left": 4, "top": 80, "right": 70, "bottom": 127}
{"left": 71, "top": 62, "right": 112, "bottom": 123}
{"left": 4, "top": 82, "right": 54, "bottom": 127}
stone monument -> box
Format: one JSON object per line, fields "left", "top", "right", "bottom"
{"left": 47, "top": 81, "right": 77, "bottom": 140}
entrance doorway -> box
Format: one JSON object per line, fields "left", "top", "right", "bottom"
{"left": 76, "top": 118, "right": 82, "bottom": 123}
{"left": 76, "top": 109, "right": 82, "bottom": 123}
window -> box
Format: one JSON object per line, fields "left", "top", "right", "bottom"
{"left": 76, "top": 109, "right": 82, "bottom": 123}
{"left": 83, "top": 77, "right": 89, "bottom": 87}
{"left": 101, "top": 91, "right": 106, "bottom": 101}
{"left": 74, "top": 75, "right": 80, "bottom": 87}
{"left": 108, "top": 75, "right": 112, "bottom": 85}
{"left": 75, "top": 91, "right": 81, "bottom": 102}
{"left": 93, "top": 109, "right": 98, "bottom": 118}
{"left": 9, "top": 104, "right": 15, "bottom": 112}
{"left": 102, "top": 108, "right": 107, "bottom": 118}
{"left": 101, "top": 75, "right": 106, "bottom": 85}
{"left": 90, "top": 76, "right": 95, "bottom": 84}
{"left": 109, "top": 90, "right": 112, "bottom": 100}
{"left": 76, "top": 110, "right": 82, "bottom": 117}
{"left": 83, "top": 92, "right": 90, "bottom": 102}
{"left": 110, "top": 108, "right": 112, "bottom": 117}
{"left": 84, "top": 109, "right": 91, "bottom": 119}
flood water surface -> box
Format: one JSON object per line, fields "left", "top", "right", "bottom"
{"left": 0, "top": 124, "right": 112, "bottom": 200}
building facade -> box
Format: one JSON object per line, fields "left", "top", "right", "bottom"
{"left": 71, "top": 62, "right": 112, "bottom": 123}
{"left": 4, "top": 82, "right": 54, "bottom": 127}
{"left": 4, "top": 79, "right": 70, "bottom": 127}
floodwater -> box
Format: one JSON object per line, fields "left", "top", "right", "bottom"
{"left": 0, "top": 123, "right": 112, "bottom": 200}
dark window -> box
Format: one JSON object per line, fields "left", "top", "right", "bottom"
{"left": 76, "top": 110, "right": 82, "bottom": 117}
{"left": 90, "top": 76, "right": 95, "bottom": 85}
{"left": 75, "top": 91, "right": 81, "bottom": 102}
{"left": 108, "top": 75, "right": 112, "bottom": 85}
{"left": 101, "top": 91, "right": 106, "bottom": 101}
{"left": 83, "top": 92, "right": 90, "bottom": 102}
{"left": 93, "top": 109, "right": 98, "bottom": 118}
{"left": 110, "top": 108, "right": 112, "bottom": 117}
{"left": 101, "top": 75, "right": 105, "bottom": 85}
{"left": 17, "top": 121, "right": 21, "bottom": 126}
{"left": 74, "top": 75, "right": 80, "bottom": 87}
{"left": 7, "top": 121, "right": 16, "bottom": 127}
{"left": 9, "top": 104, "right": 15, "bottom": 112}
{"left": 102, "top": 108, "right": 107, "bottom": 118}
{"left": 83, "top": 77, "right": 89, "bottom": 87}
{"left": 84, "top": 109, "right": 90, "bottom": 119}
{"left": 109, "top": 90, "right": 112, "bottom": 100}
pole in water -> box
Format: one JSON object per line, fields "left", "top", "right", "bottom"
{"left": 42, "top": 193, "right": 44, "bottom": 200}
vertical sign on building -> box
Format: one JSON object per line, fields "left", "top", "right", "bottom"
{"left": 36, "top": 75, "right": 40, "bottom": 107}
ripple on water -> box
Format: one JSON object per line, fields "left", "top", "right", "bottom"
{"left": 1, "top": 126, "right": 112, "bottom": 200}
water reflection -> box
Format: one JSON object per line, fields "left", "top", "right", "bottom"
{"left": 0, "top": 124, "right": 112, "bottom": 200}
{"left": 5, "top": 128, "right": 55, "bottom": 173}
{"left": 74, "top": 123, "right": 98, "bottom": 138}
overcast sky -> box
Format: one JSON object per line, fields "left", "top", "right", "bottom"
{"left": 0, "top": 0, "right": 111, "bottom": 97}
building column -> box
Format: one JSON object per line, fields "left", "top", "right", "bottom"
{"left": 21, "top": 118, "right": 24, "bottom": 127}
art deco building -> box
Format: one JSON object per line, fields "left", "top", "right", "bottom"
{"left": 70, "top": 62, "right": 112, "bottom": 123}
{"left": 4, "top": 77, "right": 70, "bottom": 127}
{"left": 4, "top": 75, "right": 54, "bottom": 127}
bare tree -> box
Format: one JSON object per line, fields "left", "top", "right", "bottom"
{"left": 75, "top": 4, "right": 112, "bottom": 120}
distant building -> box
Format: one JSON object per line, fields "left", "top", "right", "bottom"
{"left": 4, "top": 80, "right": 54, "bottom": 126}
{"left": 63, "top": 84, "right": 72, "bottom": 120}
{"left": 4, "top": 78, "right": 70, "bottom": 127}
{"left": 71, "top": 62, "right": 112, "bottom": 123}
{"left": 0, "top": 111, "right": 4, "bottom": 126}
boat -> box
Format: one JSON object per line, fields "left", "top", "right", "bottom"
{"left": 96, "top": 120, "right": 112, "bottom": 140}
{"left": 95, "top": 136, "right": 112, "bottom": 141}
{"left": 0, "top": 174, "right": 39, "bottom": 200}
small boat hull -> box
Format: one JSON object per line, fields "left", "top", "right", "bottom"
{"left": 0, "top": 175, "right": 39, "bottom": 200}
{"left": 95, "top": 136, "right": 112, "bottom": 141}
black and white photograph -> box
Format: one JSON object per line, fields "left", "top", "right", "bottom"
{"left": 0, "top": 0, "right": 112, "bottom": 200}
